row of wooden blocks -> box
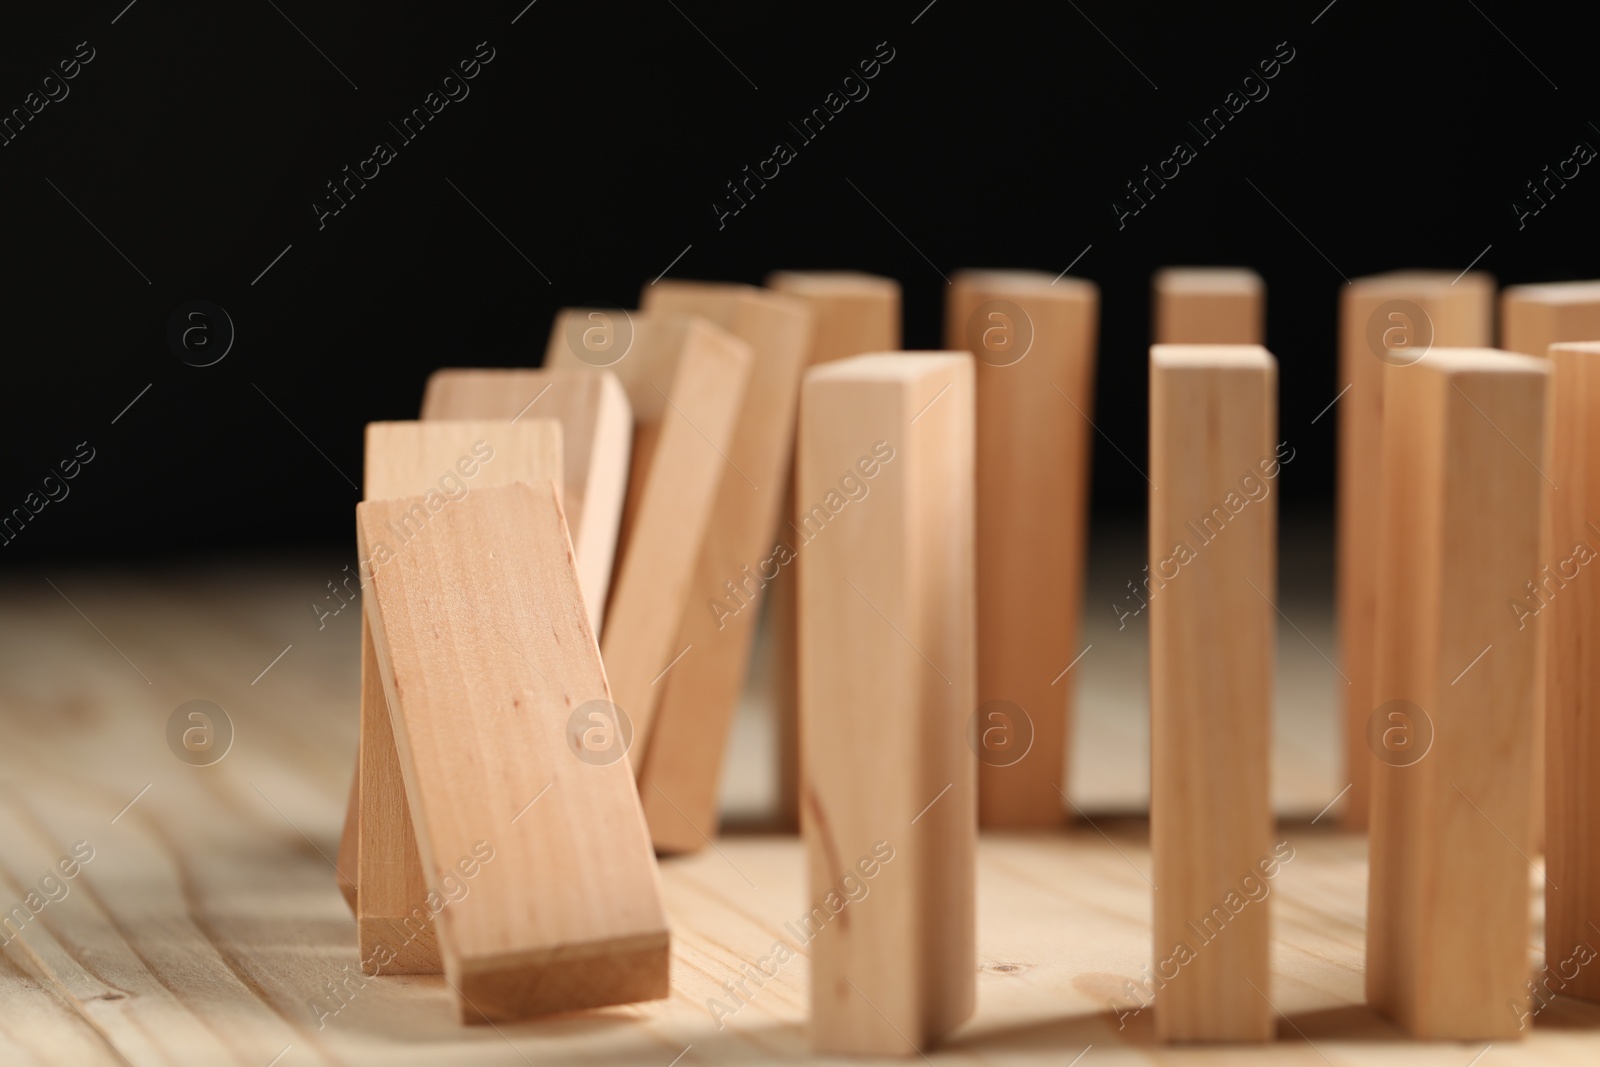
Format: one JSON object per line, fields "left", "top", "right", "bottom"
{"left": 336, "top": 267, "right": 1600, "bottom": 1051}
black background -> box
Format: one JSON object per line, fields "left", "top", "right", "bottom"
{"left": 1, "top": 0, "right": 1593, "bottom": 564}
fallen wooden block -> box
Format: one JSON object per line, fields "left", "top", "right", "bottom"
{"left": 627, "top": 281, "right": 812, "bottom": 852}
{"left": 800, "top": 353, "right": 976, "bottom": 1057}
{"left": 1338, "top": 271, "right": 1494, "bottom": 830}
{"left": 1148, "top": 344, "right": 1276, "bottom": 1044}
{"left": 545, "top": 311, "right": 752, "bottom": 766}
{"left": 944, "top": 269, "right": 1098, "bottom": 827}
{"left": 358, "top": 480, "right": 669, "bottom": 1022}
{"left": 1152, "top": 267, "right": 1264, "bottom": 344}
{"left": 1366, "top": 348, "right": 1548, "bottom": 1039}
{"left": 1501, "top": 280, "right": 1600, "bottom": 357}
{"left": 1542, "top": 342, "right": 1600, "bottom": 1005}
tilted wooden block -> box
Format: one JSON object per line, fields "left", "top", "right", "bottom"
{"left": 1338, "top": 271, "right": 1494, "bottom": 829}
{"left": 1501, "top": 280, "right": 1600, "bottom": 357}
{"left": 354, "top": 420, "right": 563, "bottom": 974}
{"left": 1148, "top": 345, "right": 1276, "bottom": 1043}
{"left": 944, "top": 269, "right": 1098, "bottom": 827}
{"left": 800, "top": 353, "right": 976, "bottom": 1056}
{"left": 629, "top": 281, "right": 812, "bottom": 853}
{"left": 358, "top": 480, "right": 669, "bottom": 1022}
{"left": 1366, "top": 348, "right": 1548, "bottom": 1039}
{"left": 1152, "top": 267, "right": 1264, "bottom": 344}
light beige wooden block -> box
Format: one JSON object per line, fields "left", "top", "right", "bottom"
{"left": 1366, "top": 348, "right": 1548, "bottom": 1039}
{"left": 1148, "top": 345, "right": 1276, "bottom": 1043}
{"left": 355, "top": 419, "right": 562, "bottom": 974}
{"left": 1543, "top": 342, "right": 1600, "bottom": 1004}
{"left": 630, "top": 282, "right": 812, "bottom": 852}
{"left": 1152, "top": 268, "right": 1264, "bottom": 344}
{"left": 545, "top": 311, "right": 752, "bottom": 764}
{"left": 944, "top": 270, "right": 1098, "bottom": 827}
{"left": 1338, "top": 271, "right": 1494, "bottom": 829}
{"left": 1501, "top": 280, "right": 1600, "bottom": 357}
{"left": 799, "top": 353, "right": 976, "bottom": 1057}
{"left": 765, "top": 271, "right": 902, "bottom": 831}
{"left": 358, "top": 480, "right": 668, "bottom": 1022}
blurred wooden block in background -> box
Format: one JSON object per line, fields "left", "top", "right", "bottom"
{"left": 1152, "top": 267, "right": 1264, "bottom": 344}
{"left": 944, "top": 270, "right": 1098, "bottom": 827}
{"left": 1148, "top": 345, "right": 1276, "bottom": 1043}
{"left": 799, "top": 353, "right": 976, "bottom": 1057}
{"left": 1543, "top": 341, "right": 1600, "bottom": 1005}
{"left": 632, "top": 282, "right": 813, "bottom": 853}
{"left": 358, "top": 480, "right": 669, "bottom": 1022}
{"left": 1366, "top": 348, "right": 1547, "bottom": 1039}
{"left": 1501, "top": 280, "right": 1600, "bottom": 357}
{"left": 1337, "top": 271, "right": 1495, "bottom": 830}
{"left": 764, "top": 270, "right": 902, "bottom": 831}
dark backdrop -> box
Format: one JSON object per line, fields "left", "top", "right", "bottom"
{"left": 2, "top": 0, "right": 1593, "bottom": 563}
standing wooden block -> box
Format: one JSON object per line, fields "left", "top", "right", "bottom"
{"left": 358, "top": 480, "right": 669, "bottom": 1022}
{"left": 1152, "top": 267, "right": 1264, "bottom": 344}
{"left": 1501, "top": 280, "right": 1600, "bottom": 357}
{"left": 1366, "top": 348, "right": 1548, "bottom": 1039}
{"left": 800, "top": 353, "right": 976, "bottom": 1057}
{"left": 1148, "top": 345, "right": 1276, "bottom": 1044}
{"left": 355, "top": 420, "right": 563, "bottom": 974}
{"left": 631, "top": 282, "right": 812, "bottom": 852}
{"left": 545, "top": 311, "right": 752, "bottom": 762}
{"left": 1339, "top": 271, "right": 1495, "bottom": 829}
{"left": 1543, "top": 342, "right": 1600, "bottom": 1005}
{"left": 765, "top": 271, "right": 902, "bottom": 830}
{"left": 943, "top": 270, "right": 1098, "bottom": 827}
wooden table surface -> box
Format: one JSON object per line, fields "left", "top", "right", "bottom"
{"left": 3, "top": 544, "right": 1597, "bottom": 1065}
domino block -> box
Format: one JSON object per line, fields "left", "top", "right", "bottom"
{"left": 800, "top": 353, "right": 976, "bottom": 1056}
{"left": 1366, "top": 348, "right": 1548, "bottom": 1039}
{"left": 1501, "top": 280, "right": 1600, "bottom": 357}
{"left": 359, "top": 480, "right": 669, "bottom": 1022}
{"left": 1148, "top": 345, "right": 1276, "bottom": 1043}
{"left": 1152, "top": 267, "right": 1264, "bottom": 344}
{"left": 944, "top": 270, "right": 1098, "bottom": 826}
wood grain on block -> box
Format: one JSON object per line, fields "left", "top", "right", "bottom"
{"left": 629, "top": 281, "right": 813, "bottom": 852}
{"left": 420, "top": 368, "right": 631, "bottom": 636}
{"left": 1543, "top": 342, "right": 1600, "bottom": 1004}
{"left": 1152, "top": 268, "right": 1264, "bottom": 344}
{"left": 545, "top": 310, "right": 753, "bottom": 764}
{"left": 944, "top": 270, "right": 1098, "bottom": 827}
{"left": 337, "top": 769, "right": 358, "bottom": 913}
{"left": 1366, "top": 348, "right": 1548, "bottom": 1039}
{"left": 355, "top": 419, "right": 563, "bottom": 974}
{"left": 766, "top": 271, "right": 902, "bottom": 830}
{"left": 1501, "top": 280, "right": 1600, "bottom": 357}
{"left": 799, "top": 353, "right": 976, "bottom": 1056}
{"left": 1338, "top": 271, "right": 1495, "bottom": 829}
{"left": 1148, "top": 345, "right": 1276, "bottom": 1044}
{"left": 357, "top": 481, "right": 669, "bottom": 1022}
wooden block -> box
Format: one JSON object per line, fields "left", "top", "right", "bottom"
{"left": 1501, "top": 280, "right": 1600, "bottom": 357}
{"left": 943, "top": 270, "right": 1098, "bottom": 827}
{"left": 358, "top": 480, "right": 669, "bottom": 1022}
{"left": 765, "top": 270, "right": 902, "bottom": 831}
{"left": 624, "top": 281, "right": 812, "bottom": 852}
{"left": 1152, "top": 267, "right": 1264, "bottom": 344}
{"left": 420, "top": 368, "right": 632, "bottom": 636}
{"left": 355, "top": 419, "right": 562, "bottom": 974}
{"left": 1338, "top": 271, "right": 1495, "bottom": 829}
{"left": 1543, "top": 342, "right": 1600, "bottom": 1004}
{"left": 1366, "top": 348, "right": 1548, "bottom": 1039}
{"left": 1148, "top": 345, "right": 1276, "bottom": 1044}
{"left": 799, "top": 353, "right": 976, "bottom": 1056}
{"left": 545, "top": 311, "right": 752, "bottom": 765}
{"left": 336, "top": 768, "right": 358, "bottom": 913}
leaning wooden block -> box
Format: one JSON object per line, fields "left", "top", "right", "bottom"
{"left": 800, "top": 353, "right": 976, "bottom": 1056}
{"left": 1148, "top": 345, "right": 1276, "bottom": 1044}
{"left": 630, "top": 281, "right": 812, "bottom": 852}
{"left": 355, "top": 419, "right": 563, "bottom": 974}
{"left": 1366, "top": 348, "right": 1548, "bottom": 1039}
{"left": 1338, "top": 271, "right": 1494, "bottom": 829}
{"left": 358, "top": 480, "right": 669, "bottom": 1022}
{"left": 1543, "top": 342, "right": 1600, "bottom": 1005}
{"left": 1152, "top": 267, "right": 1264, "bottom": 344}
{"left": 765, "top": 270, "right": 902, "bottom": 831}
{"left": 944, "top": 270, "right": 1098, "bottom": 827}
{"left": 1501, "top": 280, "right": 1600, "bottom": 357}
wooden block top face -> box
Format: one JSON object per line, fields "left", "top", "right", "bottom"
{"left": 1153, "top": 267, "right": 1263, "bottom": 296}
{"left": 1406, "top": 346, "right": 1550, "bottom": 378}
{"left": 765, "top": 270, "right": 900, "bottom": 299}
{"left": 363, "top": 420, "right": 562, "bottom": 501}
{"left": 1550, "top": 341, "right": 1600, "bottom": 356}
{"left": 356, "top": 482, "right": 667, "bottom": 981}
{"left": 951, "top": 268, "right": 1097, "bottom": 302}
{"left": 805, "top": 351, "right": 964, "bottom": 384}
{"left": 1150, "top": 343, "right": 1274, "bottom": 370}
{"left": 1503, "top": 279, "right": 1600, "bottom": 305}
{"left": 1351, "top": 270, "right": 1495, "bottom": 298}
